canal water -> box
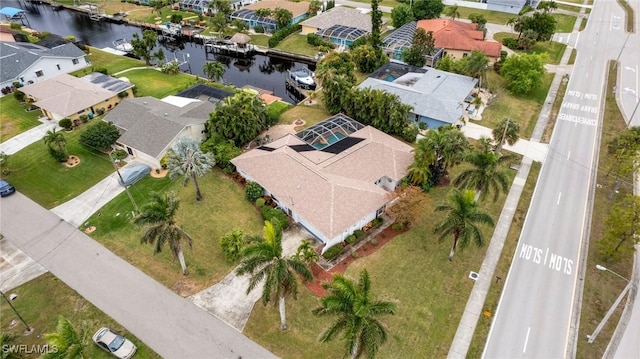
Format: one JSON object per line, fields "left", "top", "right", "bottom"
{"left": 0, "top": 0, "right": 312, "bottom": 103}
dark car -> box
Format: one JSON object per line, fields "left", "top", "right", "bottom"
{"left": 0, "top": 179, "right": 15, "bottom": 197}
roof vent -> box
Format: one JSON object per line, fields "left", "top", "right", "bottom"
{"left": 164, "top": 113, "right": 168, "bottom": 116}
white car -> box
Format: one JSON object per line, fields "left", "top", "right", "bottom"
{"left": 92, "top": 327, "right": 137, "bottom": 359}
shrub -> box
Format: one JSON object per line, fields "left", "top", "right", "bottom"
{"left": 170, "top": 14, "right": 183, "bottom": 24}
{"left": 391, "top": 223, "right": 404, "bottom": 231}
{"left": 254, "top": 25, "right": 265, "bottom": 33}
{"left": 260, "top": 206, "right": 289, "bottom": 229}
{"left": 354, "top": 229, "right": 365, "bottom": 239}
{"left": 79, "top": 121, "right": 120, "bottom": 151}
{"left": 372, "top": 217, "right": 383, "bottom": 227}
{"left": 401, "top": 124, "right": 419, "bottom": 142}
{"left": 112, "top": 149, "right": 128, "bottom": 161}
{"left": 79, "top": 114, "right": 89, "bottom": 123}
{"left": 268, "top": 23, "right": 301, "bottom": 48}
{"left": 219, "top": 230, "right": 245, "bottom": 262}
{"left": 502, "top": 37, "right": 518, "bottom": 50}
{"left": 95, "top": 68, "right": 108, "bottom": 75}
{"left": 371, "top": 238, "right": 378, "bottom": 245}
{"left": 13, "top": 91, "right": 25, "bottom": 102}
{"left": 346, "top": 234, "right": 356, "bottom": 244}
{"left": 322, "top": 244, "right": 343, "bottom": 260}
{"left": 117, "top": 91, "right": 129, "bottom": 98}
{"left": 255, "top": 197, "right": 266, "bottom": 208}
{"left": 160, "top": 155, "right": 169, "bottom": 169}
{"left": 49, "top": 147, "right": 68, "bottom": 162}
{"left": 245, "top": 181, "right": 264, "bottom": 202}
{"left": 352, "top": 251, "right": 359, "bottom": 258}
{"left": 59, "top": 118, "right": 73, "bottom": 131}
{"left": 96, "top": 108, "right": 105, "bottom": 116}
{"left": 9, "top": 23, "right": 21, "bottom": 30}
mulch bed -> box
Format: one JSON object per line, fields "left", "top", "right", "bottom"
{"left": 305, "top": 226, "right": 405, "bottom": 297}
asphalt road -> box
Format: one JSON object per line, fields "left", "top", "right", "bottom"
{"left": 0, "top": 193, "right": 276, "bottom": 359}
{"left": 483, "top": 2, "right": 628, "bottom": 358}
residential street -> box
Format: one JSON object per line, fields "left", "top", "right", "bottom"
{"left": 0, "top": 193, "right": 276, "bottom": 359}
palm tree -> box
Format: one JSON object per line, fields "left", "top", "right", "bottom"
{"left": 407, "top": 140, "right": 435, "bottom": 187}
{"left": 42, "top": 316, "right": 86, "bottom": 359}
{"left": 134, "top": 191, "right": 193, "bottom": 275}
{"left": 0, "top": 333, "right": 22, "bottom": 359}
{"left": 167, "top": 137, "right": 215, "bottom": 201}
{"left": 422, "top": 125, "right": 470, "bottom": 175}
{"left": 434, "top": 189, "right": 495, "bottom": 261}
{"left": 464, "top": 51, "right": 489, "bottom": 88}
{"left": 492, "top": 118, "right": 520, "bottom": 154}
{"left": 506, "top": 17, "right": 518, "bottom": 33}
{"left": 445, "top": 5, "right": 460, "bottom": 20}
{"left": 313, "top": 269, "right": 396, "bottom": 359}
{"left": 202, "top": 61, "right": 226, "bottom": 83}
{"left": 454, "top": 139, "right": 513, "bottom": 202}
{"left": 43, "top": 128, "right": 67, "bottom": 156}
{"left": 236, "top": 221, "right": 313, "bottom": 331}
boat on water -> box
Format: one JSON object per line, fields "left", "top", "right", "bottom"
{"left": 113, "top": 38, "right": 133, "bottom": 53}
{"left": 287, "top": 68, "right": 316, "bottom": 90}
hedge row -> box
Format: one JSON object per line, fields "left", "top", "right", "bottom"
{"left": 268, "top": 24, "right": 302, "bottom": 48}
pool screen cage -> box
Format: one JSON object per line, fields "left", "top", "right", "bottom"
{"left": 230, "top": 9, "right": 277, "bottom": 28}
{"left": 316, "top": 25, "right": 368, "bottom": 43}
{"left": 295, "top": 114, "right": 365, "bottom": 145}
{"left": 382, "top": 21, "right": 417, "bottom": 56}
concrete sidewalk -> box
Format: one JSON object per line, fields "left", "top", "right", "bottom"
{"left": 0, "top": 238, "right": 47, "bottom": 292}
{"left": 461, "top": 122, "right": 549, "bottom": 163}
{"left": 189, "top": 225, "right": 310, "bottom": 331}
{"left": 0, "top": 118, "right": 59, "bottom": 155}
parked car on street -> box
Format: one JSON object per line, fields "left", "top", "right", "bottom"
{"left": 92, "top": 327, "right": 137, "bottom": 359}
{"left": 0, "top": 179, "right": 15, "bottom": 197}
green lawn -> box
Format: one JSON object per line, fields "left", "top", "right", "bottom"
{"left": 123, "top": 68, "right": 199, "bottom": 98}
{"left": 86, "top": 169, "right": 264, "bottom": 295}
{"left": 454, "top": 6, "right": 518, "bottom": 25}
{"left": 250, "top": 34, "right": 271, "bottom": 47}
{"left": 349, "top": 0, "right": 403, "bottom": 7}
{"left": 245, "top": 162, "right": 519, "bottom": 358}
{"left": 72, "top": 47, "right": 146, "bottom": 77}
{"left": 478, "top": 71, "right": 554, "bottom": 138}
{"left": 0, "top": 273, "right": 160, "bottom": 359}
{"left": 278, "top": 104, "right": 332, "bottom": 127}
{"left": 275, "top": 34, "right": 322, "bottom": 57}
{"left": 552, "top": 13, "right": 578, "bottom": 33}
{"left": 2, "top": 125, "right": 114, "bottom": 208}
{"left": 493, "top": 32, "right": 566, "bottom": 65}
{"left": 267, "top": 100, "right": 293, "bottom": 120}
{"left": 0, "top": 94, "right": 42, "bottom": 142}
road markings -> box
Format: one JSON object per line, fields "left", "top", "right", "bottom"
{"left": 519, "top": 243, "right": 574, "bottom": 275}
{"left": 523, "top": 327, "right": 531, "bottom": 353}
{"left": 557, "top": 192, "right": 562, "bottom": 204}
{"left": 567, "top": 151, "right": 571, "bottom": 160}
{"left": 586, "top": 72, "right": 589, "bottom": 78}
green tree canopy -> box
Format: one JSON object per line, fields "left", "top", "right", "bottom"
{"left": 370, "top": 0, "right": 383, "bottom": 49}
{"left": 42, "top": 316, "right": 86, "bottom": 359}
{"left": 352, "top": 44, "right": 387, "bottom": 73}
{"left": 391, "top": 4, "right": 413, "bottom": 28}
{"left": 131, "top": 30, "right": 158, "bottom": 65}
{"left": 599, "top": 195, "right": 640, "bottom": 263}
{"left": 79, "top": 121, "right": 120, "bottom": 151}
{"left": 500, "top": 53, "right": 546, "bottom": 94}
{"left": 202, "top": 61, "right": 226, "bottom": 82}
{"left": 413, "top": 0, "right": 444, "bottom": 20}
{"left": 207, "top": 92, "right": 268, "bottom": 146}
{"left": 322, "top": 73, "right": 354, "bottom": 114}
{"left": 43, "top": 128, "right": 68, "bottom": 162}
{"left": 167, "top": 137, "right": 215, "bottom": 201}
{"left": 273, "top": 8, "right": 293, "bottom": 28}
{"left": 401, "top": 28, "right": 435, "bottom": 67}
{"left": 316, "top": 52, "right": 357, "bottom": 84}
{"left": 492, "top": 118, "right": 521, "bottom": 153}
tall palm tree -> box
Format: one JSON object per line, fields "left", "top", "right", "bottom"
{"left": 236, "top": 221, "right": 313, "bottom": 331}
{"left": 313, "top": 269, "right": 396, "bottom": 359}
{"left": 464, "top": 51, "right": 489, "bottom": 88}
{"left": 407, "top": 140, "right": 435, "bottom": 187}
{"left": 134, "top": 191, "right": 193, "bottom": 275}
{"left": 422, "top": 125, "right": 470, "bottom": 175}
{"left": 434, "top": 189, "right": 495, "bottom": 261}
{"left": 43, "top": 128, "right": 67, "bottom": 156}
{"left": 42, "top": 316, "right": 86, "bottom": 359}
{"left": 454, "top": 138, "right": 513, "bottom": 202}
{"left": 0, "top": 333, "right": 21, "bottom": 359}
{"left": 492, "top": 118, "right": 520, "bottom": 154}
{"left": 445, "top": 5, "right": 460, "bottom": 20}
{"left": 167, "top": 137, "right": 215, "bottom": 201}
{"left": 202, "top": 61, "right": 226, "bottom": 83}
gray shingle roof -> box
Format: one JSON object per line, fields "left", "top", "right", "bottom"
{"left": 0, "top": 41, "right": 85, "bottom": 83}
{"left": 105, "top": 97, "right": 215, "bottom": 158}
{"left": 300, "top": 7, "right": 374, "bottom": 32}
{"left": 358, "top": 67, "right": 477, "bottom": 125}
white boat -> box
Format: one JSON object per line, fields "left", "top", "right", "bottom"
{"left": 288, "top": 68, "right": 316, "bottom": 90}
{"left": 113, "top": 38, "right": 133, "bottom": 53}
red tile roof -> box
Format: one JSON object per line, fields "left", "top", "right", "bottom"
{"left": 417, "top": 19, "right": 502, "bottom": 58}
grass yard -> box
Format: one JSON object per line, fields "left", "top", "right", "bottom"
{"left": 278, "top": 104, "right": 332, "bottom": 127}
{"left": 478, "top": 71, "right": 554, "bottom": 138}
{"left": 569, "top": 48, "right": 577, "bottom": 65}
{"left": 552, "top": 13, "right": 578, "bottom": 33}
{"left": 267, "top": 101, "right": 293, "bottom": 120}
{"left": 275, "top": 34, "right": 322, "bottom": 57}
{"left": 575, "top": 61, "right": 635, "bottom": 359}
{"left": 349, "top": 0, "right": 402, "bottom": 8}
{"left": 86, "top": 169, "right": 264, "bottom": 295}
{"left": 2, "top": 125, "right": 114, "bottom": 208}
{"left": 454, "top": 6, "right": 517, "bottom": 25}
{"left": 493, "top": 32, "right": 566, "bottom": 64}
{"left": 72, "top": 47, "right": 146, "bottom": 77}
{"left": 0, "top": 273, "right": 160, "bottom": 359}
{"left": 123, "top": 68, "right": 199, "bottom": 98}
{"left": 250, "top": 34, "right": 271, "bottom": 47}
{"left": 0, "top": 94, "right": 42, "bottom": 142}
{"left": 245, "top": 162, "right": 519, "bottom": 358}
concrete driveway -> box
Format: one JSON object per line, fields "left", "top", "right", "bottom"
{"left": 0, "top": 238, "right": 47, "bottom": 292}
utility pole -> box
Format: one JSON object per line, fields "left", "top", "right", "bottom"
{"left": 110, "top": 155, "right": 139, "bottom": 214}
{"left": 0, "top": 290, "right": 33, "bottom": 334}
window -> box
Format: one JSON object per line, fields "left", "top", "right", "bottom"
{"left": 35, "top": 70, "right": 44, "bottom": 77}
{"left": 72, "top": 59, "right": 79, "bottom": 65}
{"left": 56, "top": 64, "right": 61, "bottom": 70}
{"left": 463, "top": 53, "right": 468, "bottom": 58}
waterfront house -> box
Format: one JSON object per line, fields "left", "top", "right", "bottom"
{"left": 230, "top": 0, "right": 310, "bottom": 33}
{"left": 0, "top": 41, "right": 87, "bottom": 90}
{"left": 231, "top": 114, "right": 413, "bottom": 252}
{"left": 104, "top": 96, "right": 216, "bottom": 169}
{"left": 300, "top": 7, "right": 388, "bottom": 47}
{"left": 357, "top": 62, "right": 477, "bottom": 129}
{"left": 382, "top": 21, "right": 445, "bottom": 67}
{"left": 179, "top": 0, "right": 257, "bottom": 14}
{"left": 18, "top": 72, "right": 133, "bottom": 123}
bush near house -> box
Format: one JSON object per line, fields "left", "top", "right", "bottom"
{"left": 260, "top": 206, "right": 289, "bottom": 230}
{"left": 322, "top": 244, "right": 344, "bottom": 260}
{"left": 268, "top": 24, "right": 302, "bottom": 48}
{"left": 59, "top": 118, "right": 73, "bottom": 131}
{"left": 245, "top": 181, "right": 264, "bottom": 202}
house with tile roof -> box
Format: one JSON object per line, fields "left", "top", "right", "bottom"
{"left": 358, "top": 61, "right": 477, "bottom": 129}
{"left": 104, "top": 96, "right": 216, "bottom": 168}
{"left": 416, "top": 19, "right": 502, "bottom": 64}
{"left": 230, "top": 0, "right": 310, "bottom": 33}
{"left": 231, "top": 114, "right": 413, "bottom": 252}
{"left": 19, "top": 72, "right": 134, "bottom": 123}
{"left": 0, "top": 41, "right": 88, "bottom": 90}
